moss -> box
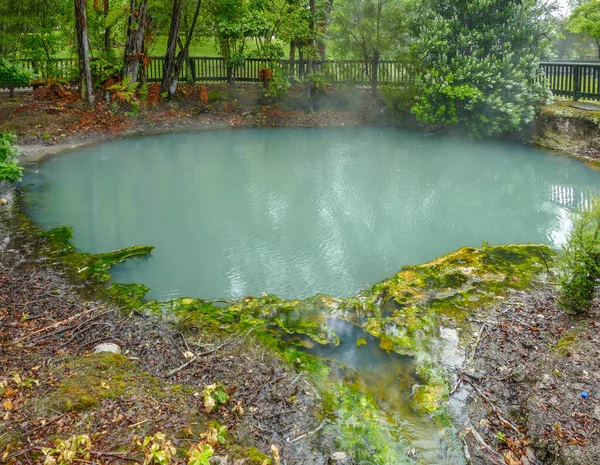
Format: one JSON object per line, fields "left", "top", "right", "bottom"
{"left": 39, "top": 353, "right": 162, "bottom": 414}
{"left": 411, "top": 383, "right": 447, "bottom": 414}
{"left": 229, "top": 445, "right": 271, "bottom": 464}
{"left": 107, "top": 282, "right": 150, "bottom": 308}
{"left": 554, "top": 330, "right": 581, "bottom": 356}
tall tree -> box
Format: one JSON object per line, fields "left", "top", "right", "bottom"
{"left": 161, "top": 0, "right": 184, "bottom": 94}
{"left": 331, "top": 0, "right": 405, "bottom": 95}
{"left": 568, "top": 0, "right": 600, "bottom": 60}
{"left": 411, "top": 0, "right": 555, "bottom": 136}
{"left": 75, "top": 0, "right": 95, "bottom": 104}
{"left": 161, "top": 0, "right": 202, "bottom": 95}
{"left": 123, "top": 0, "right": 149, "bottom": 81}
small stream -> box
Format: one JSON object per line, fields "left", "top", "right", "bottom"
{"left": 20, "top": 127, "right": 600, "bottom": 463}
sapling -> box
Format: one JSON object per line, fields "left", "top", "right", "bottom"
{"left": 558, "top": 197, "right": 600, "bottom": 313}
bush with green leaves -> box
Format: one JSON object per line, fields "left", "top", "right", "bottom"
{"left": 0, "top": 132, "right": 24, "bottom": 184}
{"left": 381, "top": 85, "right": 418, "bottom": 121}
{"left": 410, "top": 0, "right": 555, "bottom": 137}
{"left": 0, "top": 59, "right": 33, "bottom": 96}
{"left": 559, "top": 198, "right": 600, "bottom": 313}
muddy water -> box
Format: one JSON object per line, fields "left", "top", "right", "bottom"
{"left": 21, "top": 128, "right": 600, "bottom": 464}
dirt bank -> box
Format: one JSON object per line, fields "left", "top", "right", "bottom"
{"left": 0, "top": 83, "right": 384, "bottom": 164}
{"left": 458, "top": 283, "right": 600, "bottom": 465}
{"left": 529, "top": 101, "right": 600, "bottom": 168}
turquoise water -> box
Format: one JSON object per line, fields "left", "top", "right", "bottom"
{"left": 22, "top": 127, "right": 599, "bottom": 301}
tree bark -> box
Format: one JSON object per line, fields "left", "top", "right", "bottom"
{"left": 123, "top": 0, "right": 149, "bottom": 82}
{"left": 305, "top": 0, "right": 316, "bottom": 100}
{"left": 161, "top": 0, "right": 184, "bottom": 94}
{"left": 371, "top": 50, "right": 380, "bottom": 96}
{"left": 103, "top": 0, "right": 110, "bottom": 53}
{"left": 162, "top": 0, "right": 201, "bottom": 95}
{"left": 74, "top": 0, "right": 95, "bottom": 104}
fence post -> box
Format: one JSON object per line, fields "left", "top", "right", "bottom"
{"left": 573, "top": 64, "right": 580, "bottom": 101}
{"left": 188, "top": 57, "right": 196, "bottom": 82}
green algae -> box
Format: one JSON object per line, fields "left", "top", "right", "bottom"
{"left": 139, "top": 243, "right": 554, "bottom": 417}
{"left": 36, "top": 226, "right": 154, "bottom": 284}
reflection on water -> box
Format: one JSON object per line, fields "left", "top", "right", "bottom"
{"left": 21, "top": 128, "right": 600, "bottom": 301}
{"left": 22, "top": 128, "right": 600, "bottom": 301}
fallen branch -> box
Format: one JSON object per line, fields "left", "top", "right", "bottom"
{"left": 463, "top": 378, "right": 523, "bottom": 437}
{"left": 467, "top": 323, "right": 488, "bottom": 366}
{"left": 288, "top": 418, "right": 329, "bottom": 443}
{"left": 167, "top": 324, "right": 263, "bottom": 377}
{"left": 461, "top": 425, "right": 505, "bottom": 465}
{"left": 15, "top": 306, "right": 101, "bottom": 344}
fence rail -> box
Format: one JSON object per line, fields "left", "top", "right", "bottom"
{"left": 539, "top": 62, "right": 600, "bottom": 101}
{"left": 2, "top": 56, "right": 415, "bottom": 89}
{"left": 4, "top": 58, "right": 600, "bottom": 102}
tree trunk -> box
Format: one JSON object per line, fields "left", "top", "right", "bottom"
{"left": 161, "top": 0, "right": 184, "bottom": 94}
{"left": 123, "top": 0, "right": 149, "bottom": 82}
{"left": 317, "top": 0, "right": 334, "bottom": 60}
{"left": 103, "top": 0, "right": 110, "bottom": 53}
{"left": 289, "top": 41, "right": 296, "bottom": 81}
{"left": 305, "top": 0, "right": 315, "bottom": 100}
{"left": 165, "top": 0, "right": 202, "bottom": 95}
{"left": 74, "top": 0, "right": 95, "bottom": 104}
{"left": 371, "top": 50, "right": 380, "bottom": 96}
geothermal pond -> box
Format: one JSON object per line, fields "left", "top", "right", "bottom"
{"left": 21, "top": 127, "right": 600, "bottom": 464}
{"left": 23, "top": 127, "right": 599, "bottom": 300}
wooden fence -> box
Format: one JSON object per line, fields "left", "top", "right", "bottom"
{"left": 3, "top": 56, "right": 415, "bottom": 88}
{"left": 5, "top": 57, "right": 600, "bottom": 102}
{"left": 539, "top": 61, "right": 600, "bottom": 101}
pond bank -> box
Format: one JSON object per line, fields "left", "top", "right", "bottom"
{"left": 529, "top": 101, "right": 600, "bottom": 168}
{"left": 0, "top": 200, "right": 336, "bottom": 464}
{"left": 5, "top": 186, "right": 594, "bottom": 464}
{"left": 0, "top": 84, "right": 385, "bottom": 164}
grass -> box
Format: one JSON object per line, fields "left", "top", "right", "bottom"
{"left": 55, "top": 36, "right": 291, "bottom": 59}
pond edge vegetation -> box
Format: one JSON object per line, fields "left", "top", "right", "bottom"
{"left": 1, "top": 178, "right": 573, "bottom": 464}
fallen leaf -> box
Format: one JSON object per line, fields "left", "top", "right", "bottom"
{"left": 3, "top": 399, "right": 14, "bottom": 411}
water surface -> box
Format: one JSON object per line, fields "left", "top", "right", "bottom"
{"left": 22, "top": 127, "right": 600, "bottom": 300}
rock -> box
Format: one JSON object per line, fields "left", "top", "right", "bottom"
{"left": 93, "top": 343, "right": 121, "bottom": 354}
{"left": 209, "top": 456, "right": 228, "bottom": 465}
{"left": 0, "top": 198, "right": 8, "bottom": 206}
{"left": 510, "top": 364, "right": 526, "bottom": 382}
{"left": 328, "top": 451, "right": 354, "bottom": 465}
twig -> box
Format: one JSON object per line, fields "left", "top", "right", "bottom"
{"left": 89, "top": 451, "right": 141, "bottom": 463}
{"left": 467, "top": 324, "right": 487, "bottom": 366}
{"left": 288, "top": 418, "right": 329, "bottom": 443}
{"left": 450, "top": 377, "right": 462, "bottom": 395}
{"left": 22, "top": 413, "right": 70, "bottom": 437}
{"left": 15, "top": 306, "right": 100, "bottom": 343}
{"left": 463, "top": 378, "right": 523, "bottom": 437}
{"left": 167, "top": 324, "right": 262, "bottom": 377}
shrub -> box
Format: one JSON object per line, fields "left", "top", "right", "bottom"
{"left": 559, "top": 198, "right": 600, "bottom": 313}
{"left": 381, "top": 85, "right": 417, "bottom": 122}
{"left": 0, "top": 132, "right": 24, "bottom": 183}
{"left": 0, "top": 59, "right": 33, "bottom": 97}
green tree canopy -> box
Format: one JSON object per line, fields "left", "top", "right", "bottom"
{"left": 410, "top": 0, "right": 555, "bottom": 137}
{"left": 568, "top": 0, "right": 600, "bottom": 59}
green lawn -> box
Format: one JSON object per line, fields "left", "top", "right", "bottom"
{"left": 54, "top": 37, "right": 292, "bottom": 59}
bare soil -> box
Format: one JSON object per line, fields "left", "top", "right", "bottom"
{"left": 459, "top": 284, "right": 600, "bottom": 465}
